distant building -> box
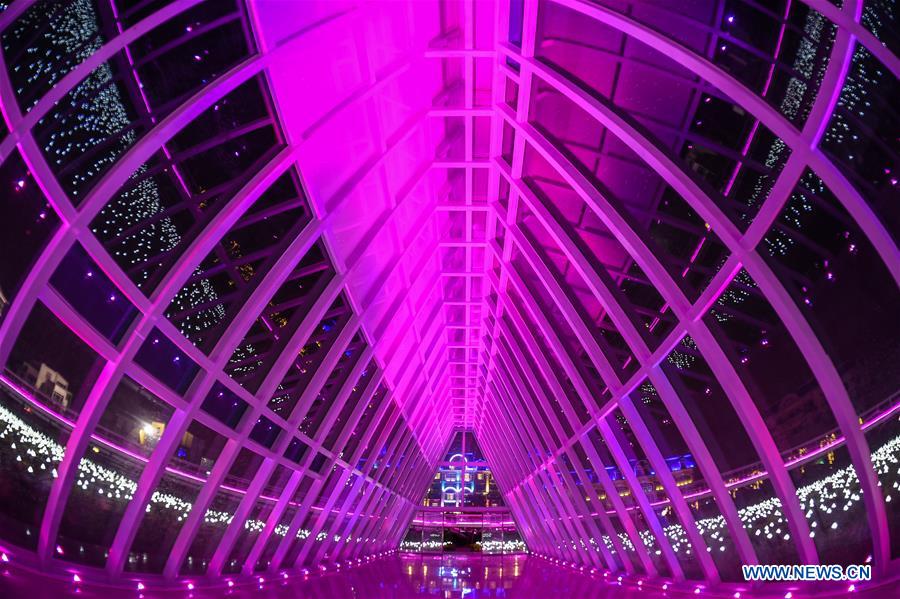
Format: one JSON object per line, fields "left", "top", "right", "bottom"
{"left": 19, "top": 361, "right": 72, "bottom": 409}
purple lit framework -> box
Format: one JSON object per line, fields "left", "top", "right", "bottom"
{"left": 0, "top": 0, "right": 896, "bottom": 593}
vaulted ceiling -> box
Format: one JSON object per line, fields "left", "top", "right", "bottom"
{"left": 0, "top": 0, "right": 897, "bottom": 591}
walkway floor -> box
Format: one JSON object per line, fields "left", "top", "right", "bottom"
{"left": 0, "top": 553, "right": 896, "bottom": 598}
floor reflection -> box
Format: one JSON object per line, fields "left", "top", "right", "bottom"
{"left": 401, "top": 553, "right": 523, "bottom": 597}
{"left": 1, "top": 554, "right": 897, "bottom": 598}
{"left": 0, "top": 554, "right": 641, "bottom": 599}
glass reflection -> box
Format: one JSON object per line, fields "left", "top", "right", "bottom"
{"left": 402, "top": 553, "right": 523, "bottom": 598}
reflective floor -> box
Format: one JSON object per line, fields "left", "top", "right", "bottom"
{"left": 0, "top": 554, "right": 897, "bottom": 598}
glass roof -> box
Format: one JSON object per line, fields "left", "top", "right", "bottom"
{"left": 0, "top": 0, "right": 897, "bottom": 594}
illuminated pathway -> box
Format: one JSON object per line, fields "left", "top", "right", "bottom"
{"left": 1, "top": 554, "right": 899, "bottom": 598}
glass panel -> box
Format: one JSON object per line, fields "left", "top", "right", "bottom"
{"left": 93, "top": 77, "right": 281, "bottom": 292}
{"left": 631, "top": 507, "right": 672, "bottom": 578}
{"left": 25, "top": 2, "right": 260, "bottom": 201}
{"left": 606, "top": 406, "right": 705, "bottom": 578}
{"left": 400, "top": 521, "right": 423, "bottom": 552}
{"left": 527, "top": 77, "right": 731, "bottom": 300}
{"left": 662, "top": 334, "right": 761, "bottom": 477}
{"left": 304, "top": 512, "right": 336, "bottom": 566}
{"left": 514, "top": 209, "right": 638, "bottom": 385}
{"left": 165, "top": 169, "right": 310, "bottom": 350}
{"left": 630, "top": 377, "right": 744, "bottom": 576}
{"left": 521, "top": 149, "right": 671, "bottom": 361}
{"left": 262, "top": 464, "right": 292, "bottom": 499}
{"left": 760, "top": 170, "right": 900, "bottom": 417}
{"left": 725, "top": 2, "right": 835, "bottom": 125}
{"left": 732, "top": 477, "right": 800, "bottom": 565}
{"left": 691, "top": 494, "right": 743, "bottom": 582}
{"left": 266, "top": 292, "right": 347, "bottom": 417}
{"left": 3, "top": 0, "right": 109, "bottom": 109}
{"left": 310, "top": 452, "right": 327, "bottom": 474}
{"left": 423, "top": 470, "right": 443, "bottom": 507}
{"left": 56, "top": 441, "right": 146, "bottom": 566}
{"left": 594, "top": 515, "right": 626, "bottom": 572}
{"left": 249, "top": 415, "right": 281, "bottom": 449}
{"left": 299, "top": 335, "right": 366, "bottom": 439}
{"left": 200, "top": 381, "right": 248, "bottom": 429}
{"left": 95, "top": 376, "right": 174, "bottom": 458}
{"left": 609, "top": 514, "right": 643, "bottom": 575}
{"left": 5, "top": 301, "right": 102, "bottom": 418}
{"left": 655, "top": 504, "right": 704, "bottom": 580}
{"left": 50, "top": 243, "right": 138, "bottom": 343}
{"left": 820, "top": 45, "right": 898, "bottom": 239}
{"left": 585, "top": 428, "right": 626, "bottom": 494}
{"left": 355, "top": 401, "right": 395, "bottom": 472}
{"left": 534, "top": 0, "right": 801, "bottom": 231}
{"left": 283, "top": 436, "right": 309, "bottom": 465}
{"left": 865, "top": 409, "right": 900, "bottom": 559}
{"left": 222, "top": 499, "right": 274, "bottom": 574}
{"left": 861, "top": 1, "right": 898, "bottom": 57}
{"left": 281, "top": 512, "right": 315, "bottom": 568}
{"left": 332, "top": 473, "right": 359, "bottom": 512}
{"left": 0, "top": 150, "right": 59, "bottom": 321}
{"left": 423, "top": 511, "right": 444, "bottom": 552}
{"left": 133, "top": 328, "right": 200, "bottom": 394}
{"left": 181, "top": 489, "right": 241, "bottom": 574}
{"left": 323, "top": 359, "right": 377, "bottom": 452}
{"left": 223, "top": 448, "right": 263, "bottom": 491}
{"left": 791, "top": 446, "right": 872, "bottom": 566}
{"left": 125, "top": 471, "right": 201, "bottom": 573}
{"left": 604, "top": 409, "right": 663, "bottom": 503}
{"left": 590, "top": 1, "right": 835, "bottom": 124}
{"left": 705, "top": 269, "right": 838, "bottom": 455}
{"left": 630, "top": 381, "right": 698, "bottom": 489}
{"left": 255, "top": 504, "right": 296, "bottom": 571}
{"left": 32, "top": 54, "right": 147, "bottom": 202}
{"left": 128, "top": 0, "right": 254, "bottom": 111}
{"left": 0, "top": 383, "right": 70, "bottom": 549}
{"left": 228, "top": 253, "right": 339, "bottom": 393}
{"left": 447, "top": 431, "right": 464, "bottom": 456}
{"left": 4, "top": 1, "right": 252, "bottom": 111}
{"left": 172, "top": 418, "right": 227, "bottom": 478}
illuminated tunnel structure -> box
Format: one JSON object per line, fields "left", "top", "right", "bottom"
{"left": 0, "top": 0, "right": 897, "bottom": 596}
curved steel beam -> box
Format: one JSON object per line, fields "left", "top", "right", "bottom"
{"left": 500, "top": 6, "right": 890, "bottom": 564}
{"left": 495, "top": 107, "right": 820, "bottom": 564}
